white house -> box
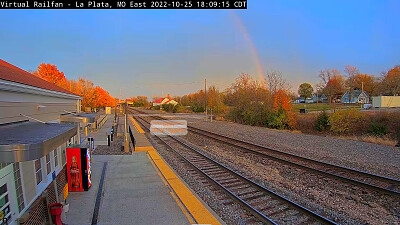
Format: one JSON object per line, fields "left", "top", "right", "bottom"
{"left": 0, "top": 59, "right": 81, "bottom": 225}
{"left": 152, "top": 97, "right": 178, "bottom": 107}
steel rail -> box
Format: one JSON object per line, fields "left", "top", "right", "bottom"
{"left": 130, "top": 107, "right": 400, "bottom": 196}
{"left": 133, "top": 112, "right": 337, "bottom": 225}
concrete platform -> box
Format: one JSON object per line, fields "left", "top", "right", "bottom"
{"left": 65, "top": 113, "right": 223, "bottom": 225}
{"left": 128, "top": 115, "right": 223, "bottom": 225}
{"left": 65, "top": 154, "right": 190, "bottom": 225}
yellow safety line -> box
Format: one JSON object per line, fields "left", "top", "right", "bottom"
{"left": 135, "top": 146, "right": 155, "bottom": 152}
{"left": 146, "top": 153, "right": 196, "bottom": 224}
{"left": 129, "top": 116, "right": 144, "bottom": 133}
{"left": 146, "top": 147, "right": 221, "bottom": 225}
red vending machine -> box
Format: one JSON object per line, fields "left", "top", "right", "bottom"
{"left": 66, "top": 144, "right": 92, "bottom": 191}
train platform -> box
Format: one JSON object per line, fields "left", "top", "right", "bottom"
{"left": 65, "top": 154, "right": 191, "bottom": 225}
{"left": 64, "top": 114, "right": 223, "bottom": 225}
{"left": 128, "top": 115, "right": 224, "bottom": 225}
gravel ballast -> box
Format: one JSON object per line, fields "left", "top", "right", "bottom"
{"left": 182, "top": 132, "right": 400, "bottom": 224}
{"left": 147, "top": 133, "right": 255, "bottom": 225}
{"left": 137, "top": 109, "right": 400, "bottom": 180}
{"left": 132, "top": 109, "right": 400, "bottom": 224}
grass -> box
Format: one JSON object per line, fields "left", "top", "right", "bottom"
{"left": 292, "top": 103, "right": 361, "bottom": 112}
{"left": 338, "top": 135, "right": 398, "bottom": 147}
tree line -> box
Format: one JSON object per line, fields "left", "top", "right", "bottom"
{"left": 32, "top": 63, "right": 116, "bottom": 109}
{"left": 298, "top": 65, "right": 400, "bottom": 101}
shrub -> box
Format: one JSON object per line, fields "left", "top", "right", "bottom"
{"left": 191, "top": 104, "right": 205, "bottom": 113}
{"left": 172, "top": 104, "right": 186, "bottom": 113}
{"left": 267, "top": 108, "right": 295, "bottom": 130}
{"left": 295, "top": 114, "right": 318, "bottom": 133}
{"left": 329, "top": 109, "right": 366, "bottom": 134}
{"left": 161, "top": 103, "right": 175, "bottom": 112}
{"left": 315, "top": 111, "right": 330, "bottom": 131}
{"left": 368, "top": 122, "right": 388, "bottom": 136}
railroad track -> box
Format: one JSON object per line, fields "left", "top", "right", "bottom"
{"left": 130, "top": 107, "right": 400, "bottom": 196}
{"left": 134, "top": 114, "right": 337, "bottom": 225}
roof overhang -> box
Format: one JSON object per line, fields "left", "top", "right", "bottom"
{"left": 60, "top": 113, "right": 99, "bottom": 124}
{"left": 0, "top": 122, "right": 77, "bottom": 163}
{"left": 0, "top": 79, "right": 81, "bottom": 100}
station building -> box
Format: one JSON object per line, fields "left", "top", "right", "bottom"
{"left": 0, "top": 59, "right": 81, "bottom": 224}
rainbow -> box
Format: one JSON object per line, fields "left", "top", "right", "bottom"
{"left": 230, "top": 12, "right": 266, "bottom": 89}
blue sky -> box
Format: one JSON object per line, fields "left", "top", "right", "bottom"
{"left": 1, "top": 1, "right": 399, "bottom": 99}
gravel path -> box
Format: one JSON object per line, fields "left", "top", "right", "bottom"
{"left": 93, "top": 136, "right": 131, "bottom": 155}
{"left": 137, "top": 109, "right": 400, "bottom": 180}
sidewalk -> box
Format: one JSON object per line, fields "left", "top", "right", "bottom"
{"left": 65, "top": 154, "right": 190, "bottom": 225}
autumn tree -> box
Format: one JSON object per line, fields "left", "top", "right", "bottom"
{"left": 273, "top": 89, "right": 292, "bottom": 111}
{"left": 271, "top": 89, "right": 296, "bottom": 129}
{"left": 129, "top": 96, "right": 148, "bottom": 107}
{"left": 32, "top": 63, "right": 115, "bottom": 110}
{"left": 318, "top": 69, "right": 345, "bottom": 102}
{"left": 33, "top": 63, "right": 66, "bottom": 87}
{"left": 298, "top": 83, "right": 314, "bottom": 98}
{"left": 382, "top": 66, "right": 400, "bottom": 95}
{"left": 352, "top": 73, "right": 375, "bottom": 94}
{"left": 324, "top": 77, "right": 345, "bottom": 103}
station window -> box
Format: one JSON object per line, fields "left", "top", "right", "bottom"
{"left": 46, "top": 154, "right": 51, "bottom": 175}
{"left": 13, "top": 163, "right": 25, "bottom": 212}
{"left": 0, "top": 184, "right": 12, "bottom": 223}
{"left": 34, "top": 160, "right": 42, "bottom": 185}
{"left": 54, "top": 149, "right": 58, "bottom": 168}
{"left": 62, "top": 144, "right": 67, "bottom": 166}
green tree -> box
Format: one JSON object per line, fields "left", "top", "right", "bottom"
{"left": 298, "top": 83, "right": 314, "bottom": 98}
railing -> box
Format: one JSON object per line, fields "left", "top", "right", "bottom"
{"left": 96, "top": 115, "right": 108, "bottom": 129}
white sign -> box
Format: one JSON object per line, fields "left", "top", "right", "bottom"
{"left": 150, "top": 120, "right": 187, "bottom": 136}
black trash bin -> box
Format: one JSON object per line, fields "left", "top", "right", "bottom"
{"left": 299, "top": 108, "right": 308, "bottom": 113}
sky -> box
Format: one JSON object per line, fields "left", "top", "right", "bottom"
{"left": 1, "top": 1, "right": 399, "bottom": 99}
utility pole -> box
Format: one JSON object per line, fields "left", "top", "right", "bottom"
{"left": 361, "top": 81, "right": 364, "bottom": 107}
{"left": 204, "top": 78, "right": 207, "bottom": 120}
{"left": 124, "top": 102, "right": 129, "bottom": 152}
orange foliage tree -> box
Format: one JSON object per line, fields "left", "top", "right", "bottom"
{"left": 33, "top": 63, "right": 66, "bottom": 87}
{"left": 273, "top": 89, "right": 292, "bottom": 111}
{"left": 383, "top": 66, "right": 400, "bottom": 95}
{"left": 33, "top": 63, "right": 115, "bottom": 109}
{"left": 272, "top": 89, "right": 296, "bottom": 129}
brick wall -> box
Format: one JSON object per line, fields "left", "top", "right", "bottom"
{"left": 19, "top": 167, "right": 67, "bottom": 225}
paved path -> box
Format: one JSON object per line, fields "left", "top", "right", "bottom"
{"left": 82, "top": 114, "right": 113, "bottom": 146}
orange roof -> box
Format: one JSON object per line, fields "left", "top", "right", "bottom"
{"left": 0, "top": 59, "right": 76, "bottom": 95}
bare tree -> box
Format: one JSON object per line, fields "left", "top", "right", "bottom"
{"left": 344, "top": 65, "right": 359, "bottom": 101}
{"left": 264, "top": 70, "right": 290, "bottom": 96}
{"left": 317, "top": 68, "right": 344, "bottom": 105}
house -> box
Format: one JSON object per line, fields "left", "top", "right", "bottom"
{"left": 312, "top": 94, "right": 328, "bottom": 103}
{"left": 372, "top": 96, "right": 400, "bottom": 108}
{"left": 341, "top": 90, "right": 369, "bottom": 104}
{"left": 293, "top": 97, "right": 305, "bottom": 104}
{"left": 152, "top": 97, "right": 178, "bottom": 107}
{"left": 164, "top": 99, "right": 178, "bottom": 106}
{"left": 305, "top": 98, "right": 314, "bottom": 104}
{"left": 0, "top": 59, "right": 81, "bottom": 225}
